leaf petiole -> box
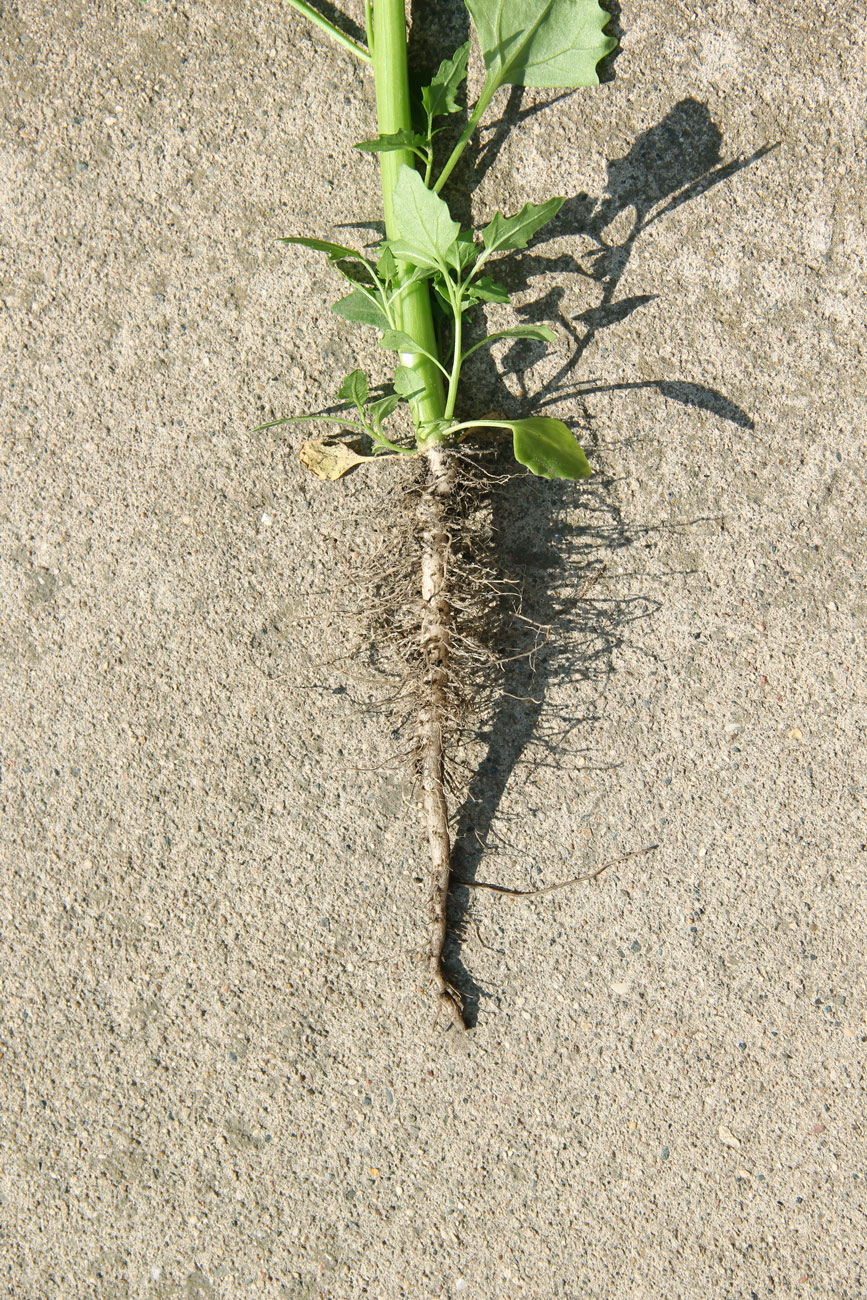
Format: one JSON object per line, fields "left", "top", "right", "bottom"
{"left": 253, "top": 412, "right": 372, "bottom": 434}
{"left": 432, "top": 70, "right": 499, "bottom": 195}
{"left": 282, "top": 0, "right": 372, "bottom": 63}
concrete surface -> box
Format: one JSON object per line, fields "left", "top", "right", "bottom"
{"left": 1, "top": 1, "right": 865, "bottom": 1296}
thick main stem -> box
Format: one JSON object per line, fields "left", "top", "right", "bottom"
{"left": 418, "top": 447, "right": 465, "bottom": 1030}
{"left": 372, "top": 0, "right": 445, "bottom": 434}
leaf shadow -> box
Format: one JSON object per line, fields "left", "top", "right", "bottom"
{"left": 460, "top": 98, "right": 777, "bottom": 423}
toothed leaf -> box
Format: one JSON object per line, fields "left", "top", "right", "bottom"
{"left": 336, "top": 369, "right": 369, "bottom": 407}
{"left": 481, "top": 197, "right": 565, "bottom": 254}
{"left": 422, "top": 42, "right": 470, "bottom": 119}
{"left": 466, "top": 0, "right": 616, "bottom": 88}
{"left": 392, "top": 165, "right": 461, "bottom": 271}
{"left": 376, "top": 245, "right": 398, "bottom": 284}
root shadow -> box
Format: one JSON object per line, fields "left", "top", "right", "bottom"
{"left": 441, "top": 451, "right": 657, "bottom": 1026}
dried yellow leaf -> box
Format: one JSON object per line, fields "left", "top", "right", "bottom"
{"left": 299, "top": 440, "right": 369, "bottom": 480}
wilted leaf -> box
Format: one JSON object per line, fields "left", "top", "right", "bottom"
{"left": 299, "top": 440, "right": 369, "bottom": 480}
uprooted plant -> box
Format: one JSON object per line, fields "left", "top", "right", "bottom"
{"left": 258, "top": 0, "right": 617, "bottom": 1029}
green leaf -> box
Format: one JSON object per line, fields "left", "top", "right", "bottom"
{"left": 455, "top": 229, "right": 479, "bottom": 271}
{"left": 394, "top": 364, "right": 426, "bottom": 401}
{"left": 462, "top": 275, "right": 511, "bottom": 304}
{"left": 422, "top": 42, "right": 470, "bottom": 120}
{"left": 464, "top": 324, "right": 557, "bottom": 359}
{"left": 376, "top": 245, "right": 398, "bottom": 285}
{"left": 369, "top": 394, "right": 400, "bottom": 424}
{"left": 465, "top": 0, "right": 616, "bottom": 88}
{"left": 498, "top": 324, "right": 557, "bottom": 343}
{"left": 388, "top": 241, "right": 442, "bottom": 274}
{"left": 507, "top": 417, "right": 592, "bottom": 480}
{"left": 392, "top": 164, "right": 461, "bottom": 271}
{"left": 280, "top": 235, "right": 367, "bottom": 262}
{"left": 355, "top": 130, "right": 428, "bottom": 155}
{"left": 331, "top": 289, "right": 390, "bottom": 330}
{"left": 481, "top": 197, "right": 565, "bottom": 254}
{"left": 379, "top": 328, "right": 428, "bottom": 354}
{"left": 336, "top": 369, "right": 369, "bottom": 407}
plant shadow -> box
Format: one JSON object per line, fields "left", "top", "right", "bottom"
{"left": 403, "top": 6, "right": 776, "bottom": 1028}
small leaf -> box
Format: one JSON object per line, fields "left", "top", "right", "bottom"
{"left": 465, "top": 324, "right": 557, "bottom": 358}
{"left": 376, "top": 245, "right": 398, "bottom": 285}
{"left": 495, "top": 324, "right": 557, "bottom": 344}
{"left": 463, "top": 275, "right": 511, "bottom": 304}
{"left": 331, "top": 289, "right": 390, "bottom": 330}
{"left": 394, "top": 364, "right": 426, "bottom": 401}
{"left": 455, "top": 229, "right": 479, "bottom": 271}
{"left": 422, "top": 42, "right": 470, "bottom": 120}
{"left": 280, "top": 235, "right": 367, "bottom": 262}
{"left": 481, "top": 196, "right": 565, "bottom": 254}
{"left": 355, "top": 129, "right": 427, "bottom": 154}
{"left": 336, "top": 369, "right": 369, "bottom": 407}
{"left": 369, "top": 394, "right": 400, "bottom": 424}
{"left": 299, "top": 440, "right": 369, "bottom": 480}
{"left": 508, "top": 416, "right": 591, "bottom": 480}
{"left": 392, "top": 165, "right": 461, "bottom": 271}
{"left": 465, "top": 0, "right": 616, "bottom": 88}
{"left": 379, "top": 328, "right": 427, "bottom": 354}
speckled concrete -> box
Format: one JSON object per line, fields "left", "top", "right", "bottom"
{"left": 1, "top": 1, "right": 865, "bottom": 1297}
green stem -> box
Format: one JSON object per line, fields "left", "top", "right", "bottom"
{"left": 440, "top": 418, "right": 517, "bottom": 437}
{"left": 444, "top": 288, "right": 463, "bottom": 421}
{"left": 433, "top": 71, "right": 500, "bottom": 195}
{"left": 282, "top": 0, "right": 372, "bottom": 63}
{"left": 372, "top": 0, "right": 446, "bottom": 436}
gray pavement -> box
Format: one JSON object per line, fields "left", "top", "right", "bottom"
{"left": 1, "top": 2, "right": 865, "bottom": 1296}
